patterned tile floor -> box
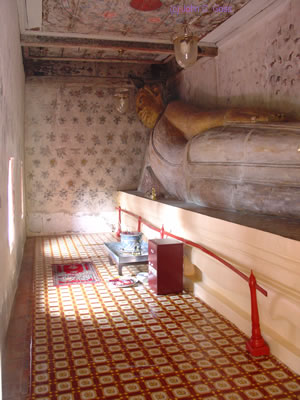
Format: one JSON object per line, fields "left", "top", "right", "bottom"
{"left": 5, "top": 234, "right": 300, "bottom": 400}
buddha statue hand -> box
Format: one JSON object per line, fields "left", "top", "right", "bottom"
{"left": 224, "top": 109, "right": 286, "bottom": 124}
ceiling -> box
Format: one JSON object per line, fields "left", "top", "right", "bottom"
{"left": 17, "top": 0, "right": 278, "bottom": 78}
{"left": 39, "top": 0, "right": 250, "bottom": 41}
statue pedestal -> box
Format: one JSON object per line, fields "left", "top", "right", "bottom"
{"left": 117, "top": 190, "right": 300, "bottom": 374}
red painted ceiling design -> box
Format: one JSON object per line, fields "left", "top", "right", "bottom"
{"left": 130, "top": 0, "right": 163, "bottom": 11}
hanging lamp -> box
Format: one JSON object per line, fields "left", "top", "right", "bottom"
{"left": 173, "top": 0, "right": 199, "bottom": 68}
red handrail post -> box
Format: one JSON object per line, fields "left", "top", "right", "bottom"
{"left": 116, "top": 206, "right": 122, "bottom": 238}
{"left": 160, "top": 225, "right": 165, "bottom": 239}
{"left": 246, "top": 270, "right": 269, "bottom": 356}
{"left": 138, "top": 216, "right": 142, "bottom": 232}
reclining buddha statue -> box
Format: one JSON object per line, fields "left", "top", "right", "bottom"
{"left": 135, "top": 84, "right": 300, "bottom": 218}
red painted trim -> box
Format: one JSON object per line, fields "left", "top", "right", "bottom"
{"left": 116, "top": 207, "right": 268, "bottom": 297}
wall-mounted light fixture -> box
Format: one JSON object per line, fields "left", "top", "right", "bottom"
{"left": 114, "top": 89, "right": 130, "bottom": 114}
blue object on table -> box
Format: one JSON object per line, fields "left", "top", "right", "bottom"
{"left": 120, "top": 231, "right": 143, "bottom": 254}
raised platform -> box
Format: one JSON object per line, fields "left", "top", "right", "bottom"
{"left": 126, "top": 190, "right": 300, "bottom": 242}
{"left": 117, "top": 190, "right": 300, "bottom": 374}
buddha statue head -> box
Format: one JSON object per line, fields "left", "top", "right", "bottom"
{"left": 136, "top": 84, "right": 165, "bottom": 129}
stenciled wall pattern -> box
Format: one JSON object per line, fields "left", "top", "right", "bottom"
{"left": 25, "top": 78, "right": 149, "bottom": 235}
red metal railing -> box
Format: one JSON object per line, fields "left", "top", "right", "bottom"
{"left": 116, "top": 206, "right": 267, "bottom": 295}
{"left": 116, "top": 205, "right": 270, "bottom": 356}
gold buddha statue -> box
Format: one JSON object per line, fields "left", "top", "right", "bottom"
{"left": 136, "top": 84, "right": 285, "bottom": 136}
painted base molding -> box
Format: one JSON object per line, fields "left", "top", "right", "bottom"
{"left": 27, "top": 212, "right": 116, "bottom": 236}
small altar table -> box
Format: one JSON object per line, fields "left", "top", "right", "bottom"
{"left": 104, "top": 241, "right": 148, "bottom": 275}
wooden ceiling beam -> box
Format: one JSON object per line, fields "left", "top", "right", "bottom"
{"left": 26, "top": 55, "right": 165, "bottom": 64}
{"left": 21, "top": 34, "right": 174, "bottom": 54}
{"left": 20, "top": 34, "right": 218, "bottom": 57}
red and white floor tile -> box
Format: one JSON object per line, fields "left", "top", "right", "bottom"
{"left": 26, "top": 233, "right": 300, "bottom": 399}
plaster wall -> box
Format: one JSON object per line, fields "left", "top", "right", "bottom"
{"left": 0, "top": 0, "right": 26, "bottom": 381}
{"left": 175, "top": 0, "right": 300, "bottom": 119}
{"left": 117, "top": 191, "right": 300, "bottom": 374}
{"left": 25, "top": 78, "right": 149, "bottom": 236}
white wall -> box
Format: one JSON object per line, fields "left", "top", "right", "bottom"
{"left": 0, "top": 0, "right": 26, "bottom": 383}
{"left": 175, "top": 0, "right": 300, "bottom": 120}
